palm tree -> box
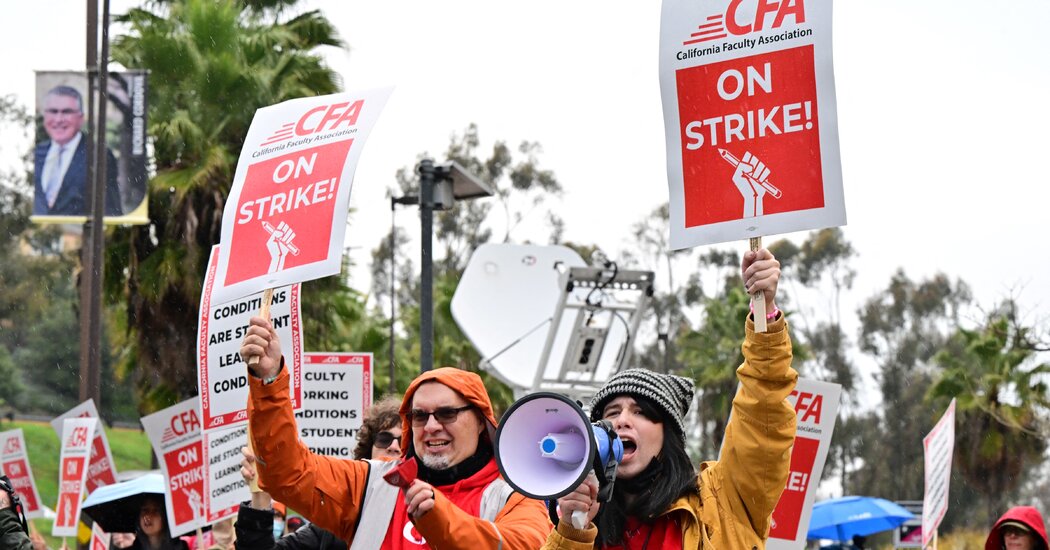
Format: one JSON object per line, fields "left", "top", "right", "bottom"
{"left": 927, "top": 300, "right": 1050, "bottom": 518}
{"left": 105, "top": 0, "right": 345, "bottom": 410}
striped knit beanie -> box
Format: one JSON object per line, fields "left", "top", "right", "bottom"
{"left": 588, "top": 368, "right": 695, "bottom": 442}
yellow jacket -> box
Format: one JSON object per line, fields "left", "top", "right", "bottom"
{"left": 541, "top": 315, "right": 797, "bottom": 549}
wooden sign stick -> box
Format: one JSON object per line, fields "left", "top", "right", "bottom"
{"left": 749, "top": 237, "right": 767, "bottom": 333}
{"left": 245, "top": 287, "right": 273, "bottom": 493}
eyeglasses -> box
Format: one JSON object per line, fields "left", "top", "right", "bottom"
{"left": 373, "top": 431, "right": 399, "bottom": 449}
{"left": 44, "top": 108, "right": 81, "bottom": 117}
{"left": 408, "top": 405, "right": 475, "bottom": 427}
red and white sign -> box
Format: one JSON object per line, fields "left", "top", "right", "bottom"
{"left": 922, "top": 398, "right": 955, "bottom": 547}
{"left": 767, "top": 379, "right": 841, "bottom": 550}
{"left": 53, "top": 417, "right": 97, "bottom": 537}
{"left": 0, "top": 429, "right": 44, "bottom": 519}
{"left": 660, "top": 0, "right": 844, "bottom": 249}
{"left": 141, "top": 397, "right": 239, "bottom": 536}
{"left": 295, "top": 352, "right": 373, "bottom": 457}
{"left": 50, "top": 400, "right": 118, "bottom": 494}
{"left": 90, "top": 521, "right": 111, "bottom": 550}
{"left": 202, "top": 424, "right": 251, "bottom": 517}
{"left": 198, "top": 245, "right": 303, "bottom": 432}
{"left": 210, "top": 87, "right": 392, "bottom": 305}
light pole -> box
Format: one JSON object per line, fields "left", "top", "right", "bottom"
{"left": 414, "top": 159, "right": 492, "bottom": 372}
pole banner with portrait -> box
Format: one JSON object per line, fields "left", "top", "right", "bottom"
{"left": 141, "top": 397, "right": 238, "bottom": 536}
{"left": 50, "top": 399, "right": 119, "bottom": 494}
{"left": 0, "top": 429, "right": 45, "bottom": 519}
{"left": 659, "top": 0, "right": 844, "bottom": 249}
{"left": 767, "top": 379, "right": 841, "bottom": 550}
{"left": 53, "top": 417, "right": 97, "bottom": 537}
{"left": 31, "top": 70, "right": 148, "bottom": 225}
{"left": 210, "top": 87, "right": 392, "bottom": 306}
{"left": 198, "top": 245, "right": 303, "bottom": 432}
{"left": 296, "top": 352, "right": 373, "bottom": 457}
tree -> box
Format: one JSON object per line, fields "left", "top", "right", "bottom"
{"left": 928, "top": 300, "right": 1050, "bottom": 519}
{"left": 107, "top": 0, "right": 347, "bottom": 411}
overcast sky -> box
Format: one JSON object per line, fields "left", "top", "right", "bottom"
{"left": 3, "top": 1, "right": 1049, "bottom": 360}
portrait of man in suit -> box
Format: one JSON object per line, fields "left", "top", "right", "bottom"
{"left": 33, "top": 85, "right": 122, "bottom": 217}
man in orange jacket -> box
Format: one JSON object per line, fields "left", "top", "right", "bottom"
{"left": 240, "top": 325, "right": 552, "bottom": 550}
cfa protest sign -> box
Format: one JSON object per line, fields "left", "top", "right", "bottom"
{"left": 922, "top": 398, "right": 955, "bottom": 547}
{"left": 198, "top": 245, "right": 303, "bottom": 431}
{"left": 210, "top": 87, "right": 392, "bottom": 305}
{"left": 50, "top": 399, "right": 118, "bottom": 493}
{"left": 659, "top": 0, "right": 844, "bottom": 249}
{"left": 141, "top": 397, "right": 238, "bottom": 536}
{"left": 90, "top": 522, "right": 110, "bottom": 550}
{"left": 53, "top": 417, "right": 96, "bottom": 537}
{"left": 0, "top": 429, "right": 44, "bottom": 519}
{"left": 767, "top": 378, "right": 841, "bottom": 549}
{"left": 296, "top": 352, "right": 373, "bottom": 457}
{"left": 203, "top": 424, "right": 251, "bottom": 517}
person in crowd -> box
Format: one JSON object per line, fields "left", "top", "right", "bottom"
{"left": 986, "top": 506, "right": 1049, "bottom": 550}
{"left": 238, "top": 324, "right": 552, "bottom": 550}
{"left": 33, "top": 85, "right": 122, "bottom": 217}
{"left": 234, "top": 396, "right": 408, "bottom": 550}
{"left": 543, "top": 248, "right": 797, "bottom": 549}
{"left": 283, "top": 517, "right": 306, "bottom": 536}
{"left": 0, "top": 476, "right": 33, "bottom": 550}
{"left": 124, "top": 495, "right": 190, "bottom": 550}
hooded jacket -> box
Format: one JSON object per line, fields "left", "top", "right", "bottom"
{"left": 986, "top": 506, "right": 1049, "bottom": 550}
{"left": 541, "top": 315, "right": 797, "bottom": 550}
{"left": 247, "top": 367, "right": 550, "bottom": 550}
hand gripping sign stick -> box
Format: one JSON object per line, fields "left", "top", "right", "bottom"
{"left": 245, "top": 287, "right": 274, "bottom": 492}
{"left": 749, "top": 237, "right": 767, "bottom": 333}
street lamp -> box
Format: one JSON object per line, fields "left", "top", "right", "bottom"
{"left": 411, "top": 159, "right": 492, "bottom": 372}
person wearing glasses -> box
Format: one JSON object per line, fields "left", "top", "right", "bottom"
{"left": 239, "top": 322, "right": 552, "bottom": 550}
{"left": 33, "top": 85, "right": 123, "bottom": 217}
{"left": 234, "top": 396, "right": 404, "bottom": 550}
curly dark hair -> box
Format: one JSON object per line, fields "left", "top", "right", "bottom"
{"left": 353, "top": 395, "right": 403, "bottom": 460}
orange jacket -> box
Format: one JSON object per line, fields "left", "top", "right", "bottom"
{"left": 248, "top": 367, "right": 551, "bottom": 550}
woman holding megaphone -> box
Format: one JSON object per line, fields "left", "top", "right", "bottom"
{"left": 542, "top": 248, "right": 797, "bottom": 550}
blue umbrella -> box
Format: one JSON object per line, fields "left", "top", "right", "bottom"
{"left": 807, "top": 496, "right": 915, "bottom": 541}
{"left": 81, "top": 473, "right": 165, "bottom": 534}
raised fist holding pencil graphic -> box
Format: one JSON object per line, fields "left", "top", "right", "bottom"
{"left": 263, "top": 220, "right": 300, "bottom": 273}
{"left": 721, "top": 149, "right": 782, "bottom": 218}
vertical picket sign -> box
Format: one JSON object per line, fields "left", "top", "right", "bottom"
{"left": 53, "top": 417, "right": 97, "bottom": 537}
{"left": 0, "top": 429, "right": 45, "bottom": 519}
{"left": 50, "top": 400, "right": 119, "bottom": 494}
{"left": 296, "top": 352, "right": 373, "bottom": 457}
{"left": 922, "top": 399, "right": 955, "bottom": 548}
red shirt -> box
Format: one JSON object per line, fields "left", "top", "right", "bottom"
{"left": 603, "top": 516, "right": 682, "bottom": 550}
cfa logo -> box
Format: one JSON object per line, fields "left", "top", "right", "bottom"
{"left": 687, "top": 0, "right": 805, "bottom": 44}
{"left": 67, "top": 426, "right": 90, "bottom": 448}
{"left": 261, "top": 100, "right": 364, "bottom": 146}
{"left": 3, "top": 437, "right": 20, "bottom": 454}
{"left": 170, "top": 409, "right": 201, "bottom": 437}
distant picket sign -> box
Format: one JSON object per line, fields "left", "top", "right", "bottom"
{"left": 50, "top": 400, "right": 118, "bottom": 494}
{"left": 659, "top": 0, "right": 845, "bottom": 249}
{"left": 198, "top": 244, "right": 303, "bottom": 432}
{"left": 90, "top": 521, "right": 110, "bottom": 550}
{"left": 0, "top": 429, "right": 45, "bottom": 519}
{"left": 768, "top": 379, "right": 842, "bottom": 550}
{"left": 209, "top": 87, "right": 393, "bottom": 306}
{"left": 53, "top": 417, "right": 96, "bottom": 537}
{"left": 141, "top": 397, "right": 238, "bottom": 537}
{"left": 922, "top": 398, "right": 955, "bottom": 547}
{"left": 296, "top": 352, "right": 373, "bottom": 458}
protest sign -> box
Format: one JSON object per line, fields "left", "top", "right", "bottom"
{"left": 296, "top": 352, "right": 373, "bottom": 457}
{"left": 767, "top": 379, "right": 841, "bottom": 550}
{"left": 210, "top": 87, "right": 392, "bottom": 305}
{"left": 922, "top": 398, "right": 955, "bottom": 547}
{"left": 50, "top": 399, "right": 118, "bottom": 493}
{"left": 0, "top": 429, "right": 44, "bottom": 519}
{"left": 660, "top": 0, "right": 844, "bottom": 249}
{"left": 90, "top": 522, "right": 110, "bottom": 550}
{"left": 141, "top": 397, "right": 238, "bottom": 536}
{"left": 202, "top": 424, "right": 251, "bottom": 517}
{"left": 53, "top": 417, "right": 96, "bottom": 537}
{"left": 198, "top": 244, "right": 303, "bottom": 431}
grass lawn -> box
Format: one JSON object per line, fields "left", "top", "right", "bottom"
{"left": 2, "top": 419, "right": 153, "bottom": 547}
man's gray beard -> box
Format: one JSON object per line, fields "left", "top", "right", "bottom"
{"left": 418, "top": 452, "right": 451, "bottom": 470}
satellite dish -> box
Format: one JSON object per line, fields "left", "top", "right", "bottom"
{"left": 451, "top": 244, "right": 585, "bottom": 392}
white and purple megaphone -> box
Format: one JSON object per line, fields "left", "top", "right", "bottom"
{"left": 495, "top": 392, "right": 623, "bottom": 528}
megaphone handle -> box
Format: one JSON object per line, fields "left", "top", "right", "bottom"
{"left": 571, "top": 510, "right": 588, "bottom": 530}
